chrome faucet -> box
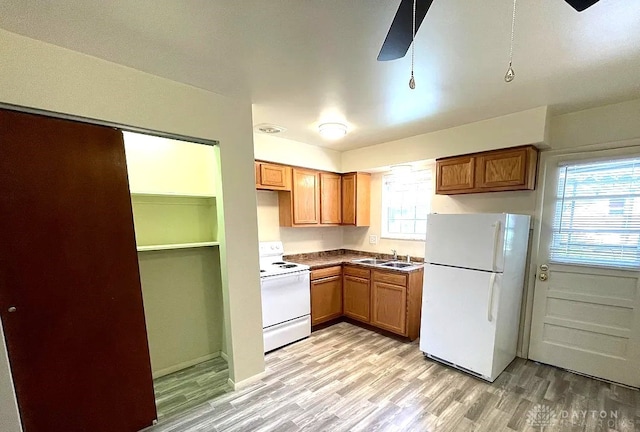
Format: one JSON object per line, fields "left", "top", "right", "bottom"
{"left": 391, "top": 249, "right": 397, "bottom": 260}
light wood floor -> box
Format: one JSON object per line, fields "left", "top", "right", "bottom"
{"left": 146, "top": 322, "right": 640, "bottom": 432}
{"left": 154, "top": 356, "right": 231, "bottom": 420}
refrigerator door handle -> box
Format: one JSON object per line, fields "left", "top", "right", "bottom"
{"left": 491, "top": 221, "right": 502, "bottom": 271}
{"left": 487, "top": 273, "right": 496, "bottom": 321}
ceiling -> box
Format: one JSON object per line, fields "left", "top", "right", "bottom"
{"left": 0, "top": 0, "right": 639, "bottom": 151}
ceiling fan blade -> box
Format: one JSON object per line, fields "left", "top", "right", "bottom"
{"left": 564, "top": 0, "right": 601, "bottom": 11}
{"left": 377, "top": 0, "right": 435, "bottom": 61}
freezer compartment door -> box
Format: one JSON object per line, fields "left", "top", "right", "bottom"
{"left": 420, "top": 264, "right": 500, "bottom": 379}
{"left": 425, "top": 213, "right": 506, "bottom": 272}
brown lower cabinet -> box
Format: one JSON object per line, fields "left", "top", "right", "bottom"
{"left": 310, "top": 264, "right": 423, "bottom": 340}
{"left": 343, "top": 275, "right": 371, "bottom": 323}
{"left": 371, "top": 281, "right": 407, "bottom": 335}
{"left": 310, "top": 266, "right": 343, "bottom": 325}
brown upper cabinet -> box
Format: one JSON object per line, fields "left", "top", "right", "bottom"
{"left": 255, "top": 161, "right": 292, "bottom": 191}
{"left": 436, "top": 145, "right": 538, "bottom": 195}
{"left": 279, "top": 168, "right": 320, "bottom": 226}
{"left": 264, "top": 161, "right": 370, "bottom": 227}
{"left": 436, "top": 156, "right": 475, "bottom": 193}
{"left": 320, "top": 172, "right": 342, "bottom": 224}
{"left": 342, "top": 172, "right": 371, "bottom": 226}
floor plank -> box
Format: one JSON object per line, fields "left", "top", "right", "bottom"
{"left": 145, "top": 322, "right": 640, "bottom": 432}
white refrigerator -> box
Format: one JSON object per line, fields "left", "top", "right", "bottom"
{"left": 419, "top": 213, "right": 530, "bottom": 382}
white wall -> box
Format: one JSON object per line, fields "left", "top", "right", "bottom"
{"left": 550, "top": 98, "right": 640, "bottom": 150}
{"left": 256, "top": 190, "right": 344, "bottom": 254}
{"left": 138, "top": 248, "right": 223, "bottom": 378}
{"left": 254, "top": 133, "right": 342, "bottom": 172}
{"left": 0, "top": 28, "right": 264, "bottom": 427}
{"left": 341, "top": 106, "right": 549, "bottom": 172}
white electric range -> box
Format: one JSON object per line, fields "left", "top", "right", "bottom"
{"left": 259, "top": 241, "right": 311, "bottom": 352}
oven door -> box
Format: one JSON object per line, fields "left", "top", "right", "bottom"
{"left": 260, "top": 271, "right": 310, "bottom": 328}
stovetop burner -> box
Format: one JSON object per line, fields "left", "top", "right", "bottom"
{"left": 279, "top": 264, "right": 298, "bottom": 269}
{"left": 260, "top": 269, "right": 266, "bottom": 273}
{"left": 272, "top": 261, "right": 286, "bottom": 265}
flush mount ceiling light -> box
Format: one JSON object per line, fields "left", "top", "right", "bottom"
{"left": 318, "top": 123, "right": 348, "bottom": 140}
{"left": 255, "top": 123, "right": 286, "bottom": 134}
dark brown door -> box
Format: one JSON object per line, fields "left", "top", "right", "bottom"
{"left": 0, "top": 109, "right": 157, "bottom": 431}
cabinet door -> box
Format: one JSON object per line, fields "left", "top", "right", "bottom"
{"left": 292, "top": 168, "right": 320, "bottom": 224}
{"left": 255, "top": 162, "right": 262, "bottom": 188}
{"left": 341, "top": 172, "right": 370, "bottom": 226}
{"left": 343, "top": 275, "right": 370, "bottom": 323}
{"left": 436, "top": 156, "right": 475, "bottom": 194}
{"left": 311, "top": 275, "right": 343, "bottom": 325}
{"left": 0, "top": 109, "right": 156, "bottom": 431}
{"left": 259, "top": 163, "right": 291, "bottom": 190}
{"left": 372, "top": 281, "right": 407, "bottom": 336}
{"left": 342, "top": 173, "right": 356, "bottom": 225}
{"left": 320, "top": 172, "right": 342, "bottom": 224}
{"left": 475, "top": 146, "right": 537, "bottom": 191}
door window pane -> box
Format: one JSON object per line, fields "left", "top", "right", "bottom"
{"left": 550, "top": 157, "right": 640, "bottom": 269}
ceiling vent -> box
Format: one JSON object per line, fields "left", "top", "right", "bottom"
{"left": 255, "top": 124, "right": 286, "bottom": 134}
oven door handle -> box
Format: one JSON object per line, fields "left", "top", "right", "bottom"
{"left": 260, "top": 271, "right": 310, "bottom": 284}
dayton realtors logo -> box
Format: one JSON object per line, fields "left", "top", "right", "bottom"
{"left": 526, "top": 404, "right": 625, "bottom": 430}
{"left": 526, "top": 404, "right": 555, "bottom": 430}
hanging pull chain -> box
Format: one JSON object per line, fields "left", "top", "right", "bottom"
{"left": 505, "top": 0, "right": 517, "bottom": 82}
{"left": 409, "top": 0, "right": 416, "bottom": 89}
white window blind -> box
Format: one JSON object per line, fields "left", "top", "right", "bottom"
{"left": 382, "top": 169, "right": 432, "bottom": 240}
{"left": 550, "top": 157, "right": 640, "bottom": 269}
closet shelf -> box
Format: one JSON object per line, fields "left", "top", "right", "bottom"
{"left": 131, "top": 191, "right": 216, "bottom": 199}
{"left": 137, "top": 242, "right": 220, "bottom": 252}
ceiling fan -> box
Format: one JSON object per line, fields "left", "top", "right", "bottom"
{"left": 377, "top": 0, "right": 602, "bottom": 61}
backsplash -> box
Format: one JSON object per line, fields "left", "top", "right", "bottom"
{"left": 284, "top": 248, "right": 424, "bottom": 263}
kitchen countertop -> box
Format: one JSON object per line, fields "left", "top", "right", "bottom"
{"left": 285, "top": 249, "right": 424, "bottom": 273}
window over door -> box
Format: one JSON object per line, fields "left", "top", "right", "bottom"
{"left": 550, "top": 157, "right": 640, "bottom": 269}
{"left": 382, "top": 169, "right": 432, "bottom": 240}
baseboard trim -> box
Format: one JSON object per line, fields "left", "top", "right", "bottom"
{"left": 227, "top": 371, "right": 266, "bottom": 391}
{"left": 152, "top": 351, "right": 221, "bottom": 379}
{"left": 220, "top": 351, "right": 228, "bottom": 362}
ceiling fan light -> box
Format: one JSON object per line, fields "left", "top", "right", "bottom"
{"left": 318, "top": 123, "right": 348, "bottom": 140}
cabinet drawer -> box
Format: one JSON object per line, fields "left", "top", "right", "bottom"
{"left": 344, "top": 266, "right": 370, "bottom": 279}
{"left": 372, "top": 270, "right": 407, "bottom": 287}
{"left": 311, "top": 266, "right": 342, "bottom": 281}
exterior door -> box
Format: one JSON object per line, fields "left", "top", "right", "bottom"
{"left": 0, "top": 109, "right": 157, "bottom": 431}
{"left": 529, "top": 149, "right": 640, "bottom": 387}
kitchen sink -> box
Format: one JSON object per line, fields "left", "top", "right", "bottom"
{"left": 351, "top": 258, "right": 391, "bottom": 265}
{"left": 351, "top": 258, "right": 423, "bottom": 271}
{"left": 380, "top": 262, "right": 414, "bottom": 268}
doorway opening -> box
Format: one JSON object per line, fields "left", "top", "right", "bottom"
{"left": 123, "top": 131, "right": 232, "bottom": 420}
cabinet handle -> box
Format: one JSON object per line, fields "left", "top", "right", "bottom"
{"left": 8, "top": 306, "right": 16, "bottom": 313}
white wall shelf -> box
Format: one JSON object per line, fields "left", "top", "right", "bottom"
{"left": 137, "top": 242, "right": 220, "bottom": 252}
{"left": 130, "top": 191, "right": 215, "bottom": 199}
